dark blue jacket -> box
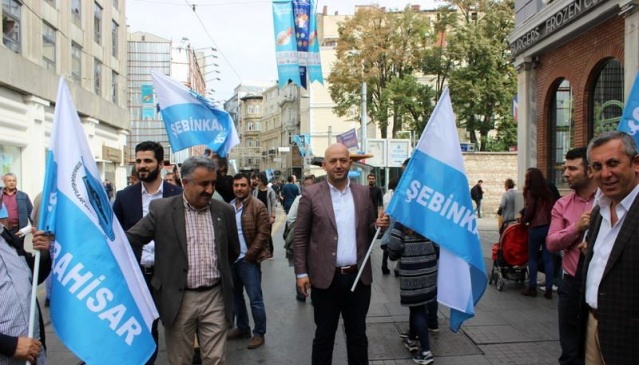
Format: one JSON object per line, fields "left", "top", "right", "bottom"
{"left": 112, "top": 182, "right": 182, "bottom": 261}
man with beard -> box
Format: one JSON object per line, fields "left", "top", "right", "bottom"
{"left": 547, "top": 146, "right": 596, "bottom": 365}
{"left": 113, "top": 141, "right": 181, "bottom": 365}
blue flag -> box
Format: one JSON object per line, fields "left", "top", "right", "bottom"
{"left": 38, "top": 78, "right": 158, "bottom": 365}
{"left": 151, "top": 71, "right": 239, "bottom": 157}
{"left": 386, "top": 87, "right": 487, "bottom": 332}
{"left": 618, "top": 71, "right": 639, "bottom": 145}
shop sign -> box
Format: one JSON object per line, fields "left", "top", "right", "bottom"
{"left": 510, "top": 0, "right": 607, "bottom": 57}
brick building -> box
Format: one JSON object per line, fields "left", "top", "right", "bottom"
{"left": 509, "top": 0, "right": 631, "bottom": 188}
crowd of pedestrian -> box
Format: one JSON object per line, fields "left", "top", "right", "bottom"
{"left": 3, "top": 130, "right": 639, "bottom": 365}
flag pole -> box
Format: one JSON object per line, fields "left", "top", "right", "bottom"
{"left": 26, "top": 249, "right": 41, "bottom": 365}
{"left": 351, "top": 226, "right": 381, "bottom": 292}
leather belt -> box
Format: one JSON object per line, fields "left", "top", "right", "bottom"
{"left": 140, "top": 266, "right": 154, "bottom": 275}
{"left": 589, "top": 306, "right": 599, "bottom": 320}
{"left": 186, "top": 281, "right": 220, "bottom": 292}
{"left": 335, "top": 265, "right": 358, "bottom": 275}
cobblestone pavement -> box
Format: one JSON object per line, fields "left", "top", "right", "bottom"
{"left": 41, "top": 213, "right": 561, "bottom": 365}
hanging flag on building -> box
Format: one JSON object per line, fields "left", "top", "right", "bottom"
{"left": 151, "top": 71, "right": 239, "bottom": 157}
{"left": 618, "top": 71, "right": 639, "bottom": 145}
{"left": 38, "top": 78, "right": 158, "bottom": 365}
{"left": 272, "top": 0, "right": 323, "bottom": 89}
{"left": 386, "top": 87, "right": 487, "bottom": 332}
{"left": 293, "top": 133, "right": 313, "bottom": 157}
{"left": 512, "top": 94, "right": 518, "bottom": 123}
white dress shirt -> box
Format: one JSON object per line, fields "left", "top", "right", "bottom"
{"left": 327, "top": 180, "right": 357, "bottom": 267}
{"left": 140, "top": 183, "right": 163, "bottom": 267}
{"left": 586, "top": 183, "right": 639, "bottom": 309}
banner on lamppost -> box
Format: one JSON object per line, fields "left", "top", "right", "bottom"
{"left": 272, "top": 0, "right": 323, "bottom": 89}
{"left": 336, "top": 128, "right": 359, "bottom": 151}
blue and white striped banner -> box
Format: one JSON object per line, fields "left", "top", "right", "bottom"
{"left": 151, "top": 71, "right": 239, "bottom": 157}
{"left": 386, "top": 87, "right": 487, "bottom": 332}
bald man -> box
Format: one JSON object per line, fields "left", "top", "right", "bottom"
{"left": 294, "top": 143, "right": 389, "bottom": 365}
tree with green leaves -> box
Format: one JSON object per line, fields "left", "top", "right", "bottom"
{"left": 445, "top": 0, "right": 517, "bottom": 151}
{"left": 327, "top": 6, "right": 434, "bottom": 138}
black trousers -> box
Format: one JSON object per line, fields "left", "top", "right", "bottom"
{"left": 141, "top": 266, "right": 159, "bottom": 365}
{"left": 558, "top": 274, "right": 584, "bottom": 365}
{"left": 311, "top": 272, "right": 371, "bottom": 365}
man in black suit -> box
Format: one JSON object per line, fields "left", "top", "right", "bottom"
{"left": 582, "top": 131, "right": 639, "bottom": 365}
{"left": 113, "top": 141, "right": 181, "bottom": 365}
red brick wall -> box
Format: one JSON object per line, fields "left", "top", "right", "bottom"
{"left": 535, "top": 16, "right": 624, "bottom": 176}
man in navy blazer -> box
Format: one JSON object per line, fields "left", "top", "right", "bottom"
{"left": 113, "top": 141, "right": 181, "bottom": 365}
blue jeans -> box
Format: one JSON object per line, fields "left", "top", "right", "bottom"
{"left": 232, "top": 259, "right": 266, "bottom": 336}
{"left": 527, "top": 225, "right": 554, "bottom": 291}
{"left": 409, "top": 304, "right": 431, "bottom": 352}
{"left": 426, "top": 299, "right": 438, "bottom": 329}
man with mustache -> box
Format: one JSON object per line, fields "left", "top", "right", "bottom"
{"left": 126, "top": 156, "right": 240, "bottom": 364}
{"left": 581, "top": 131, "right": 639, "bottom": 365}
{"left": 113, "top": 141, "right": 181, "bottom": 364}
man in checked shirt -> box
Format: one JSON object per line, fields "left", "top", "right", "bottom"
{"left": 127, "top": 156, "right": 240, "bottom": 365}
{"left": 547, "top": 146, "right": 596, "bottom": 365}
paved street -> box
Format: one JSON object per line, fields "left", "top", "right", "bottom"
{"left": 39, "top": 210, "right": 561, "bottom": 364}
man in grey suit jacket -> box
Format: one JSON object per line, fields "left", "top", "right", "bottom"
{"left": 126, "top": 156, "right": 240, "bottom": 365}
{"left": 294, "top": 143, "right": 389, "bottom": 365}
{"left": 582, "top": 131, "right": 639, "bottom": 365}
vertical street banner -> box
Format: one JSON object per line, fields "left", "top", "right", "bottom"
{"left": 618, "top": 71, "right": 639, "bottom": 146}
{"left": 292, "top": 0, "right": 310, "bottom": 89}
{"left": 272, "top": 0, "right": 301, "bottom": 88}
{"left": 272, "top": 0, "right": 323, "bottom": 89}
{"left": 306, "top": 0, "right": 323, "bottom": 84}
{"left": 386, "top": 87, "right": 487, "bottom": 332}
{"left": 38, "top": 78, "right": 158, "bottom": 365}
{"left": 151, "top": 71, "right": 239, "bottom": 157}
{"left": 141, "top": 84, "right": 156, "bottom": 120}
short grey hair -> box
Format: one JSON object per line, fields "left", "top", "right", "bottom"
{"left": 2, "top": 172, "right": 16, "bottom": 179}
{"left": 587, "top": 131, "right": 638, "bottom": 163}
{"left": 180, "top": 156, "right": 217, "bottom": 181}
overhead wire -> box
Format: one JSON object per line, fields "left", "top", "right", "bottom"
{"left": 181, "top": 0, "right": 244, "bottom": 85}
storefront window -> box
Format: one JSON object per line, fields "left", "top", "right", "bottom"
{"left": 591, "top": 58, "right": 624, "bottom": 137}
{"left": 549, "top": 79, "right": 573, "bottom": 188}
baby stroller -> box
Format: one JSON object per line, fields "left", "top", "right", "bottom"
{"left": 489, "top": 222, "right": 528, "bottom": 291}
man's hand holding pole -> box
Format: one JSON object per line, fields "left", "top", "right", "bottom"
{"left": 350, "top": 213, "right": 390, "bottom": 292}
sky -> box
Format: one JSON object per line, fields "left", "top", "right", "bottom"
{"left": 126, "top": 0, "right": 440, "bottom": 102}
